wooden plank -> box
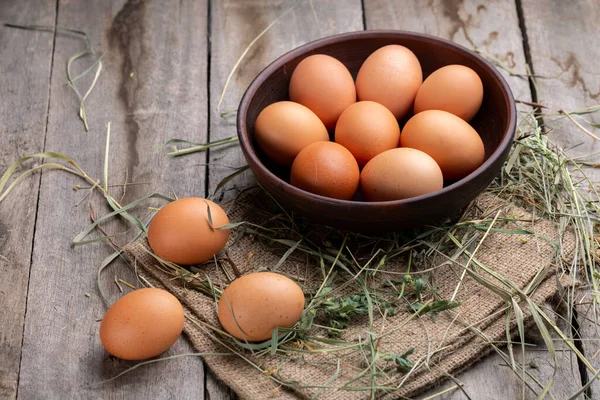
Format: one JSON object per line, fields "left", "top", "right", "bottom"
{"left": 16, "top": 0, "right": 209, "bottom": 398}
{"left": 575, "top": 292, "right": 600, "bottom": 397}
{"left": 417, "top": 303, "right": 583, "bottom": 399}
{"left": 520, "top": 0, "right": 600, "bottom": 163}
{"left": 206, "top": 371, "right": 237, "bottom": 400}
{"left": 520, "top": 0, "right": 600, "bottom": 397}
{"left": 364, "top": 1, "right": 584, "bottom": 397}
{"left": 207, "top": 0, "right": 364, "bottom": 202}
{"left": 363, "top": 0, "right": 532, "bottom": 103}
{"left": 0, "top": 1, "right": 56, "bottom": 398}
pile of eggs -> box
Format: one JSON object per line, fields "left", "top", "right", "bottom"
{"left": 255, "top": 45, "right": 486, "bottom": 201}
{"left": 99, "top": 198, "right": 307, "bottom": 358}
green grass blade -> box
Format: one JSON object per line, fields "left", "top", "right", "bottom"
{"left": 100, "top": 123, "right": 149, "bottom": 232}
{"left": 505, "top": 306, "right": 516, "bottom": 371}
{"left": 310, "top": 360, "right": 341, "bottom": 400}
{"left": 533, "top": 302, "right": 597, "bottom": 374}
{"left": 272, "top": 239, "right": 302, "bottom": 271}
{"left": 167, "top": 136, "right": 239, "bottom": 157}
{"left": 71, "top": 52, "right": 104, "bottom": 82}
{"left": 536, "top": 375, "right": 555, "bottom": 400}
{"left": 526, "top": 298, "right": 555, "bottom": 359}
{"left": 567, "top": 368, "right": 600, "bottom": 400}
{"left": 0, "top": 163, "right": 81, "bottom": 203}
{"left": 75, "top": 230, "right": 131, "bottom": 245}
{"left": 0, "top": 152, "right": 81, "bottom": 194}
{"left": 97, "top": 352, "right": 233, "bottom": 384}
{"left": 73, "top": 193, "right": 174, "bottom": 244}
{"left": 215, "top": 1, "right": 301, "bottom": 110}
{"left": 4, "top": 23, "right": 55, "bottom": 33}
{"left": 512, "top": 298, "right": 526, "bottom": 397}
{"left": 270, "top": 327, "right": 279, "bottom": 356}
{"left": 165, "top": 138, "right": 205, "bottom": 146}
{"left": 103, "top": 122, "right": 111, "bottom": 194}
{"left": 97, "top": 250, "right": 122, "bottom": 306}
{"left": 211, "top": 165, "right": 249, "bottom": 198}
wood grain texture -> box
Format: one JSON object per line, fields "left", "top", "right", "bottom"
{"left": 363, "top": 0, "right": 531, "bottom": 103}
{"left": 520, "top": 0, "right": 600, "bottom": 162}
{"left": 4, "top": 1, "right": 597, "bottom": 399}
{"left": 17, "top": 0, "right": 209, "bottom": 398}
{"left": 207, "top": 0, "right": 364, "bottom": 202}
{"left": 365, "top": 1, "right": 584, "bottom": 398}
{"left": 417, "top": 304, "right": 584, "bottom": 399}
{"left": 0, "top": 1, "right": 56, "bottom": 398}
{"left": 520, "top": 1, "right": 600, "bottom": 396}
{"left": 575, "top": 292, "right": 600, "bottom": 397}
{"left": 205, "top": 370, "right": 237, "bottom": 400}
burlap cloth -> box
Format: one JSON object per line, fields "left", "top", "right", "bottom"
{"left": 124, "top": 190, "right": 574, "bottom": 399}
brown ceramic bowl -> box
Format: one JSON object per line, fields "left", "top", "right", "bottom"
{"left": 237, "top": 30, "right": 516, "bottom": 232}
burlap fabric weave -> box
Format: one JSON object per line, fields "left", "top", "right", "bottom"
{"left": 124, "top": 191, "right": 574, "bottom": 399}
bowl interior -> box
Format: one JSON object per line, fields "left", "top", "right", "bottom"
{"left": 238, "top": 31, "right": 515, "bottom": 231}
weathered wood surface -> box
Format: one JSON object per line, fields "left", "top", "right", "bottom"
{"left": 521, "top": 0, "right": 600, "bottom": 163}
{"left": 1, "top": 0, "right": 599, "bottom": 399}
{"left": 520, "top": 1, "right": 600, "bottom": 397}
{"left": 0, "top": 1, "right": 56, "bottom": 399}
{"left": 415, "top": 302, "right": 584, "bottom": 400}
{"left": 15, "top": 0, "right": 208, "bottom": 398}
{"left": 575, "top": 294, "right": 600, "bottom": 398}
{"left": 363, "top": 0, "right": 532, "bottom": 104}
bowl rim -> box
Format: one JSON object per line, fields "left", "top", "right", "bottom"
{"left": 237, "top": 29, "right": 516, "bottom": 209}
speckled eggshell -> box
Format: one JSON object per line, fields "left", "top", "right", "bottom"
{"left": 254, "top": 101, "right": 329, "bottom": 166}
{"left": 414, "top": 64, "right": 484, "bottom": 121}
{"left": 99, "top": 288, "right": 185, "bottom": 360}
{"left": 217, "top": 272, "right": 305, "bottom": 342}
{"left": 334, "top": 101, "right": 400, "bottom": 167}
{"left": 289, "top": 54, "right": 356, "bottom": 129}
{"left": 147, "top": 197, "right": 230, "bottom": 265}
{"left": 400, "top": 110, "right": 485, "bottom": 181}
{"left": 355, "top": 45, "right": 423, "bottom": 119}
{"left": 290, "top": 141, "right": 360, "bottom": 200}
{"left": 360, "top": 148, "right": 443, "bottom": 201}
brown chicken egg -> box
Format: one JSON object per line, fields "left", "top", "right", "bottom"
{"left": 355, "top": 45, "right": 422, "bottom": 119}
{"left": 413, "top": 64, "right": 484, "bottom": 121}
{"left": 100, "top": 288, "right": 185, "bottom": 360}
{"left": 254, "top": 101, "right": 329, "bottom": 166}
{"left": 289, "top": 54, "right": 356, "bottom": 129}
{"left": 360, "top": 148, "right": 443, "bottom": 201}
{"left": 291, "top": 141, "right": 360, "bottom": 200}
{"left": 335, "top": 101, "right": 400, "bottom": 167}
{"left": 148, "top": 198, "right": 230, "bottom": 265}
{"left": 400, "top": 110, "right": 485, "bottom": 181}
{"left": 217, "top": 272, "right": 305, "bottom": 342}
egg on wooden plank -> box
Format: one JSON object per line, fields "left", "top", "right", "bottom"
{"left": 360, "top": 148, "right": 443, "bottom": 201}
{"left": 355, "top": 45, "right": 422, "bottom": 119}
{"left": 334, "top": 101, "right": 400, "bottom": 167}
{"left": 99, "top": 288, "right": 185, "bottom": 360}
{"left": 290, "top": 141, "right": 360, "bottom": 200}
{"left": 254, "top": 101, "right": 329, "bottom": 166}
{"left": 414, "top": 64, "right": 484, "bottom": 121}
{"left": 217, "top": 272, "right": 305, "bottom": 342}
{"left": 148, "top": 198, "right": 230, "bottom": 265}
{"left": 400, "top": 110, "right": 485, "bottom": 181}
{"left": 289, "top": 54, "right": 356, "bottom": 129}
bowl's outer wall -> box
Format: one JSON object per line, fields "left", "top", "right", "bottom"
{"left": 238, "top": 31, "right": 516, "bottom": 232}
